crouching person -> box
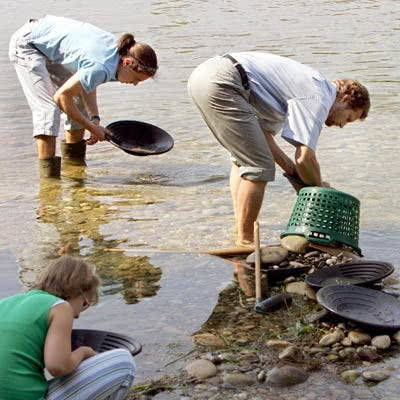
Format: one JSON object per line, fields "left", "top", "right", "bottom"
{"left": 0, "top": 256, "right": 136, "bottom": 400}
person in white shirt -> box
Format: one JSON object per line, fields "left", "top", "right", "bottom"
{"left": 188, "top": 52, "right": 370, "bottom": 246}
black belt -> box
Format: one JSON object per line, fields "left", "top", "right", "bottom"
{"left": 223, "top": 54, "right": 249, "bottom": 90}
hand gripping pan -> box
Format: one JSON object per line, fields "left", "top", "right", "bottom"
{"left": 317, "top": 285, "right": 400, "bottom": 330}
{"left": 106, "top": 120, "right": 174, "bottom": 156}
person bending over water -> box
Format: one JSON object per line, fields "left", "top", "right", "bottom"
{"left": 0, "top": 256, "right": 136, "bottom": 400}
{"left": 9, "top": 15, "right": 158, "bottom": 177}
{"left": 188, "top": 52, "right": 370, "bottom": 246}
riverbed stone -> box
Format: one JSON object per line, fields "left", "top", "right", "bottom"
{"left": 393, "top": 330, "right": 400, "bottom": 344}
{"left": 348, "top": 331, "right": 371, "bottom": 345}
{"left": 319, "top": 329, "right": 345, "bottom": 346}
{"left": 222, "top": 373, "right": 255, "bottom": 386}
{"left": 371, "top": 335, "right": 391, "bottom": 350}
{"left": 341, "top": 369, "right": 361, "bottom": 384}
{"left": 341, "top": 337, "right": 352, "bottom": 347}
{"left": 285, "top": 281, "right": 316, "bottom": 300}
{"left": 266, "top": 339, "right": 291, "bottom": 348}
{"left": 280, "top": 235, "right": 309, "bottom": 253}
{"left": 278, "top": 345, "right": 299, "bottom": 360}
{"left": 356, "top": 346, "right": 381, "bottom": 361}
{"left": 362, "top": 369, "right": 391, "bottom": 382}
{"left": 185, "top": 359, "right": 218, "bottom": 379}
{"left": 193, "top": 333, "right": 225, "bottom": 348}
{"left": 246, "top": 246, "right": 288, "bottom": 264}
{"left": 266, "top": 365, "right": 309, "bottom": 386}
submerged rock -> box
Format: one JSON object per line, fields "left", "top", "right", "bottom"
{"left": 266, "top": 366, "right": 309, "bottom": 386}
{"left": 222, "top": 373, "right": 255, "bottom": 386}
{"left": 362, "top": 369, "right": 391, "bottom": 382}
{"left": 185, "top": 359, "right": 217, "bottom": 379}
{"left": 341, "top": 369, "right": 361, "bottom": 383}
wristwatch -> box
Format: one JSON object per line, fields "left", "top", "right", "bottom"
{"left": 89, "top": 115, "right": 100, "bottom": 121}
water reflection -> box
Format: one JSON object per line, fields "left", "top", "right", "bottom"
{"left": 19, "top": 168, "right": 163, "bottom": 305}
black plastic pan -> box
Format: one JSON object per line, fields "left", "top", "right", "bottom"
{"left": 306, "top": 261, "right": 394, "bottom": 290}
{"left": 317, "top": 285, "right": 400, "bottom": 330}
{"left": 71, "top": 329, "right": 142, "bottom": 356}
{"left": 106, "top": 120, "right": 174, "bottom": 156}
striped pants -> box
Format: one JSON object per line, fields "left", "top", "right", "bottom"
{"left": 46, "top": 349, "right": 136, "bottom": 400}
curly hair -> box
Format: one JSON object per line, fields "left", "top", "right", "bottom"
{"left": 335, "top": 79, "right": 370, "bottom": 119}
{"left": 33, "top": 256, "right": 100, "bottom": 304}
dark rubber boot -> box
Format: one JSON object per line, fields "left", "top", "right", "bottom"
{"left": 39, "top": 156, "right": 61, "bottom": 179}
{"left": 61, "top": 140, "right": 87, "bottom": 166}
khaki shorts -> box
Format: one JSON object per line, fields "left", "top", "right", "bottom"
{"left": 188, "top": 56, "right": 275, "bottom": 182}
{"left": 9, "top": 20, "right": 87, "bottom": 138}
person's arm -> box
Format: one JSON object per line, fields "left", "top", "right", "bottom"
{"left": 44, "top": 302, "right": 96, "bottom": 377}
{"left": 294, "top": 145, "right": 323, "bottom": 186}
{"left": 80, "top": 88, "right": 99, "bottom": 120}
{"left": 53, "top": 74, "right": 108, "bottom": 145}
{"left": 263, "top": 131, "right": 296, "bottom": 175}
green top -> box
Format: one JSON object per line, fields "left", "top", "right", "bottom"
{"left": 0, "top": 290, "right": 63, "bottom": 400}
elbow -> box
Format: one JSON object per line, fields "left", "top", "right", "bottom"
{"left": 46, "top": 362, "right": 73, "bottom": 378}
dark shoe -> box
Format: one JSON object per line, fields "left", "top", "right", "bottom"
{"left": 39, "top": 156, "right": 61, "bottom": 178}
{"left": 61, "top": 140, "right": 87, "bottom": 166}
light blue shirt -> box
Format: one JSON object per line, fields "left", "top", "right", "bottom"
{"left": 232, "top": 52, "right": 337, "bottom": 151}
{"left": 30, "top": 15, "right": 120, "bottom": 93}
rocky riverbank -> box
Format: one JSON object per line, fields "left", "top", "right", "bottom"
{"left": 128, "top": 243, "right": 400, "bottom": 400}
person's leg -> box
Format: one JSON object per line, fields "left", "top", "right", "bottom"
{"left": 46, "top": 349, "right": 136, "bottom": 400}
{"left": 236, "top": 178, "right": 267, "bottom": 244}
{"left": 230, "top": 164, "right": 241, "bottom": 226}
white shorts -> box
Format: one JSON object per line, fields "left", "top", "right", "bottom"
{"left": 9, "top": 20, "right": 87, "bottom": 138}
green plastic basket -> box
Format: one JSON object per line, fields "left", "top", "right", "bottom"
{"left": 281, "top": 187, "right": 360, "bottom": 250}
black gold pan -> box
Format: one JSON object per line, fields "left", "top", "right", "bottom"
{"left": 106, "top": 120, "right": 174, "bottom": 156}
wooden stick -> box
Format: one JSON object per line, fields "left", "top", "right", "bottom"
{"left": 254, "top": 221, "right": 262, "bottom": 304}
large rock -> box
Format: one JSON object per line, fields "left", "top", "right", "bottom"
{"left": 348, "top": 331, "right": 371, "bottom": 345}
{"left": 285, "top": 281, "right": 316, "bottom": 300}
{"left": 246, "top": 246, "right": 288, "bottom": 265}
{"left": 319, "top": 329, "right": 345, "bottom": 346}
{"left": 185, "top": 359, "right": 217, "bottom": 379}
{"left": 280, "top": 235, "right": 309, "bottom": 253}
{"left": 266, "top": 366, "right": 309, "bottom": 386}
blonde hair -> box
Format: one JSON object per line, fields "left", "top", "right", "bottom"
{"left": 33, "top": 256, "right": 100, "bottom": 304}
{"left": 335, "top": 79, "right": 370, "bottom": 119}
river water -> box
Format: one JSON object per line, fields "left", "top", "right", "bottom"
{"left": 0, "top": 0, "right": 399, "bottom": 394}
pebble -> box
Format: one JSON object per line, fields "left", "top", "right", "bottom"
{"left": 278, "top": 345, "right": 299, "bottom": 360}
{"left": 289, "top": 261, "right": 305, "bottom": 268}
{"left": 266, "top": 365, "right": 309, "bottom": 386}
{"left": 341, "top": 370, "right": 361, "bottom": 384}
{"left": 280, "top": 235, "right": 309, "bottom": 253}
{"left": 362, "top": 369, "right": 391, "bottom": 382}
{"left": 393, "top": 330, "right": 400, "bottom": 344}
{"left": 348, "top": 331, "right": 371, "bottom": 345}
{"left": 185, "top": 359, "right": 218, "bottom": 379}
{"left": 371, "top": 335, "right": 391, "bottom": 350}
{"left": 341, "top": 337, "right": 352, "bottom": 347}
{"left": 285, "top": 281, "right": 316, "bottom": 300}
{"left": 319, "top": 329, "right": 345, "bottom": 346}
{"left": 356, "top": 346, "right": 381, "bottom": 362}
{"left": 257, "top": 370, "right": 266, "bottom": 383}
{"left": 266, "top": 339, "right": 291, "bottom": 348}
{"left": 222, "top": 373, "right": 255, "bottom": 387}
{"left": 246, "top": 246, "right": 288, "bottom": 265}
{"left": 193, "top": 333, "right": 225, "bottom": 348}
{"left": 304, "top": 251, "right": 320, "bottom": 258}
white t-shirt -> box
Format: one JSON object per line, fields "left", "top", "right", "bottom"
{"left": 232, "top": 52, "right": 337, "bottom": 151}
